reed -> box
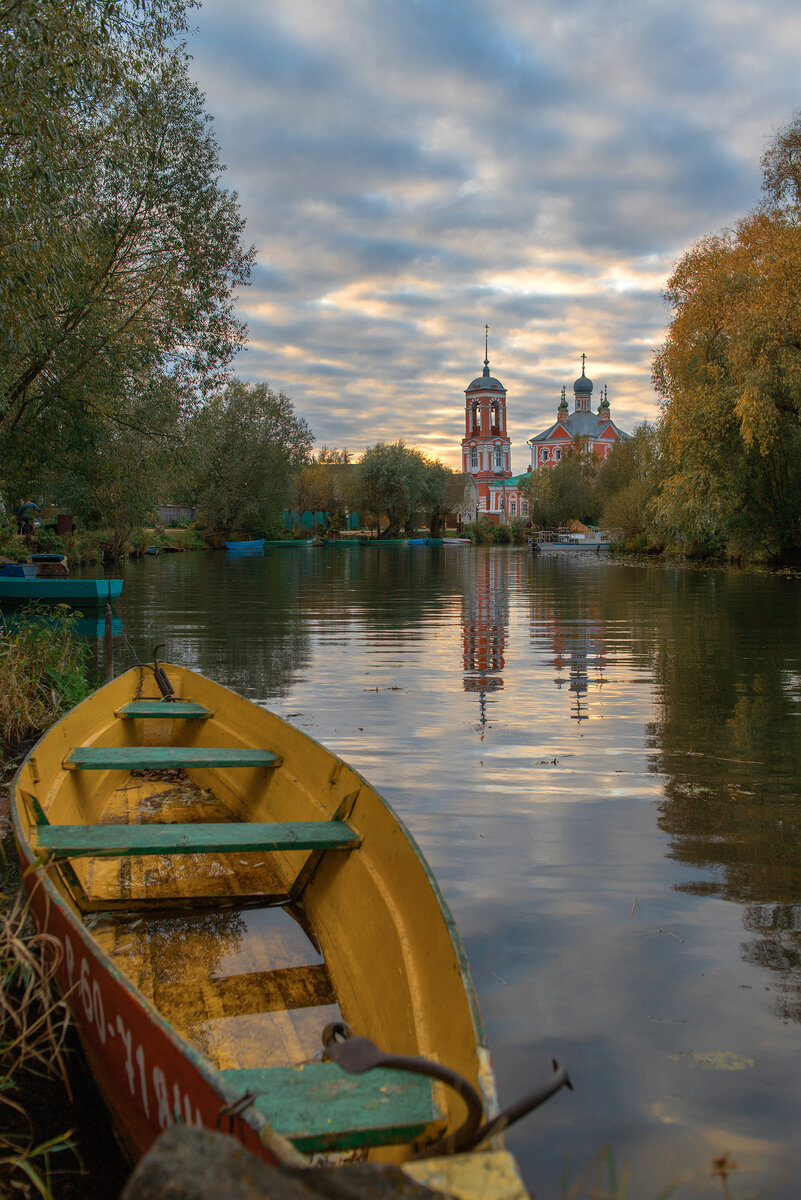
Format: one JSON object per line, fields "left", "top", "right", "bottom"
{"left": 0, "top": 606, "right": 91, "bottom": 747}
{"left": 0, "top": 884, "right": 75, "bottom": 1198}
{"left": 561, "top": 1146, "right": 681, "bottom": 1200}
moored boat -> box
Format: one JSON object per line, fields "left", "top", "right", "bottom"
{"left": 12, "top": 662, "right": 562, "bottom": 1190}
{"left": 0, "top": 562, "right": 39, "bottom": 577}
{"left": 529, "top": 530, "right": 610, "bottom": 554}
{"left": 0, "top": 577, "right": 122, "bottom": 602}
{"left": 442, "top": 537, "right": 471, "bottom": 545}
{"left": 225, "top": 538, "right": 265, "bottom": 551}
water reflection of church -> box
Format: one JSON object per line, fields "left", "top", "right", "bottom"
{"left": 462, "top": 553, "right": 508, "bottom": 727}
{"left": 543, "top": 609, "right": 608, "bottom": 723}
{"left": 460, "top": 555, "right": 608, "bottom": 724}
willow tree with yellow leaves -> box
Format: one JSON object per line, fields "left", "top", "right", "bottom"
{"left": 653, "top": 114, "right": 801, "bottom": 560}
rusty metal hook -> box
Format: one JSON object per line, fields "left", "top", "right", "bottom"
{"left": 321, "top": 1023, "right": 571, "bottom": 1159}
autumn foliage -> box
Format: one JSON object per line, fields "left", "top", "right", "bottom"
{"left": 652, "top": 113, "right": 801, "bottom": 560}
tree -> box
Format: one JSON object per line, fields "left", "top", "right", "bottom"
{"left": 294, "top": 449, "right": 352, "bottom": 529}
{"left": 188, "top": 381, "right": 313, "bottom": 535}
{"left": 520, "top": 459, "right": 598, "bottom": 529}
{"left": 595, "top": 424, "right": 663, "bottom": 541}
{"left": 653, "top": 112, "right": 801, "bottom": 559}
{"left": 352, "top": 442, "right": 427, "bottom": 538}
{"left": 420, "top": 460, "right": 457, "bottom": 538}
{"left": 0, "top": 0, "right": 253, "bottom": 475}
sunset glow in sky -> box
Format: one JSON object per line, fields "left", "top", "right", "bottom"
{"left": 188, "top": 0, "right": 801, "bottom": 470}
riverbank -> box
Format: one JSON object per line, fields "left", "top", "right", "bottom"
{"left": 0, "top": 608, "right": 128, "bottom": 1198}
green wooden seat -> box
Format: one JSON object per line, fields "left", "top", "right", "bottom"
{"left": 115, "top": 701, "right": 212, "bottom": 719}
{"left": 218, "top": 1062, "right": 444, "bottom": 1153}
{"left": 63, "top": 747, "right": 280, "bottom": 771}
{"left": 35, "top": 819, "right": 360, "bottom": 859}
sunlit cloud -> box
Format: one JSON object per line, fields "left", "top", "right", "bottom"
{"left": 190, "top": 0, "right": 801, "bottom": 468}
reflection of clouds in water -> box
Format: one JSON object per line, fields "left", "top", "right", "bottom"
{"left": 115, "top": 552, "right": 801, "bottom": 1198}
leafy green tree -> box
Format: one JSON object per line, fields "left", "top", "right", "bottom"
{"left": 352, "top": 442, "right": 427, "bottom": 538}
{"left": 420, "top": 460, "right": 457, "bottom": 538}
{"left": 0, "top": 0, "right": 252, "bottom": 475}
{"left": 520, "top": 459, "right": 598, "bottom": 529}
{"left": 595, "top": 423, "right": 663, "bottom": 541}
{"left": 188, "top": 381, "right": 313, "bottom": 535}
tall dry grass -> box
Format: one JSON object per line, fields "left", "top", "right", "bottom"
{"left": 0, "top": 883, "right": 75, "bottom": 1197}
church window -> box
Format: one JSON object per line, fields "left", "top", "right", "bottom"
{"left": 521, "top": 500, "right": 529, "bottom": 516}
{"left": 470, "top": 446, "right": 478, "bottom": 469}
{"left": 510, "top": 498, "right": 517, "bottom": 516}
{"left": 542, "top": 448, "right": 549, "bottom": 461}
{"left": 494, "top": 446, "right": 503, "bottom": 469}
{"left": 555, "top": 448, "right": 561, "bottom": 461}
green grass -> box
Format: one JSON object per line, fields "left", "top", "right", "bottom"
{"left": 0, "top": 606, "right": 92, "bottom": 748}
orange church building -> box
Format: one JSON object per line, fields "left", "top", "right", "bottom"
{"left": 460, "top": 341, "right": 630, "bottom": 522}
{"left": 459, "top": 332, "right": 513, "bottom": 522}
{"left": 527, "top": 356, "right": 630, "bottom": 470}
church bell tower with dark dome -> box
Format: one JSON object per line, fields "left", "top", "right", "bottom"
{"left": 460, "top": 327, "right": 512, "bottom": 521}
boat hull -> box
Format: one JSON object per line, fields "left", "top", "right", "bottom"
{"left": 225, "top": 539, "right": 265, "bottom": 551}
{"left": 12, "top": 865, "right": 279, "bottom": 1165}
{"left": 0, "top": 578, "right": 122, "bottom": 602}
{"left": 12, "top": 665, "right": 499, "bottom": 1174}
{"left": 532, "top": 542, "right": 610, "bottom": 554}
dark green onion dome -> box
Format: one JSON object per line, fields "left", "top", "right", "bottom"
{"left": 559, "top": 396, "right": 569, "bottom": 410}
{"left": 574, "top": 368, "right": 593, "bottom": 395}
{"left": 599, "top": 396, "right": 610, "bottom": 410}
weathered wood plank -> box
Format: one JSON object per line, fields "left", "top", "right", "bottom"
{"left": 36, "top": 820, "right": 360, "bottom": 859}
{"left": 218, "top": 1063, "right": 442, "bottom": 1153}
{"left": 115, "top": 702, "right": 213, "bottom": 719}
{"left": 64, "top": 747, "right": 280, "bottom": 770}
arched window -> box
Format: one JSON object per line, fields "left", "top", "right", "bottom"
{"left": 470, "top": 445, "right": 479, "bottom": 469}
{"left": 494, "top": 446, "right": 503, "bottom": 469}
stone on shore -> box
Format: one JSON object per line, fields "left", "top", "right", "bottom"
{"left": 120, "top": 1127, "right": 448, "bottom": 1200}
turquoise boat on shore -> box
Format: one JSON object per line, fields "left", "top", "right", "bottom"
{"left": 0, "top": 578, "right": 123, "bottom": 603}
{"left": 225, "top": 539, "right": 264, "bottom": 551}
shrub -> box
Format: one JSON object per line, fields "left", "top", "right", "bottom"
{"left": 0, "top": 606, "right": 91, "bottom": 746}
{"left": 509, "top": 518, "right": 530, "bottom": 545}
{"left": 32, "top": 530, "right": 64, "bottom": 555}
{"left": 62, "top": 530, "right": 104, "bottom": 565}
{"left": 463, "top": 520, "right": 495, "bottom": 545}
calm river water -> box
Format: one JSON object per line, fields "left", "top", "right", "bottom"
{"left": 95, "top": 547, "right": 801, "bottom": 1198}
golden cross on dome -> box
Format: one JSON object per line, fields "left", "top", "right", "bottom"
{"left": 581, "top": 352, "right": 587, "bottom": 372}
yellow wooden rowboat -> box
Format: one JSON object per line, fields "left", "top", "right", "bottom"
{"left": 12, "top": 661, "right": 564, "bottom": 1195}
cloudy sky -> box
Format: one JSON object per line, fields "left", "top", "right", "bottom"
{"left": 188, "top": 0, "right": 801, "bottom": 471}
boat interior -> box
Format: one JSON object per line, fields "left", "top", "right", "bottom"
{"left": 16, "top": 664, "right": 489, "bottom": 1158}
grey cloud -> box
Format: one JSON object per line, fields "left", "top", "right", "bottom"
{"left": 190, "top": 0, "right": 801, "bottom": 463}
